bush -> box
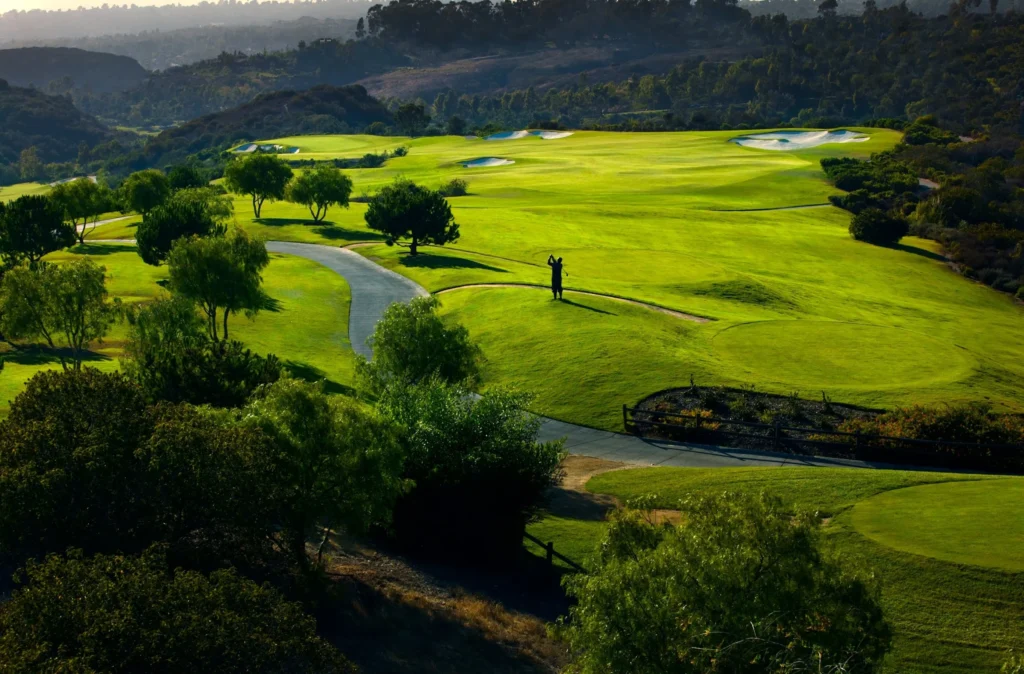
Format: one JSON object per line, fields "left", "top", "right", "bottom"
{"left": 122, "top": 295, "right": 280, "bottom": 407}
{"left": 378, "top": 380, "right": 565, "bottom": 559}
{"left": 557, "top": 492, "right": 891, "bottom": 674}
{"left": 438, "top": 178, "right": 469, "bottom": 197}
{"left": 0, "top": 369, "right": 278, "bottom": 565}
{"left": 849, "top": 208, "right": 909, "bottom": 245}
{"left": 357, "top": 296, "right": 480, "bottom": 392}
{"left": 0, "top": 547, "right": 353, "bottom": 673}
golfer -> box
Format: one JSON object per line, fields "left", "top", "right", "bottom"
{"left": 547, "top": 255, "right": 567, "bottom": 300}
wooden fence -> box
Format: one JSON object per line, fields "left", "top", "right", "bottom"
{"left": 623, "top": 405, "right": 1024, "bottom": 473}
{"left": 523, "top": 531, "right": 587, "bottom": 573}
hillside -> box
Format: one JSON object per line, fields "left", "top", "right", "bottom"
{"left": 0, "top": 79, "right": 111, "bottom": 181}
{"left": 0, "top": 47, "right": 147, "bottom": 93}
{"left": 138, "top": 85, "right": 392, "bottom": 168}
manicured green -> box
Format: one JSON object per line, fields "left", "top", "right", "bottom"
{"left": 0, "top": 242, "right": 355, "bottom": 413}
{"left": 0, "top": 182, "right": 51, "bottom": 202}
{"left": 92, "top": 129, "right": 1023, "bottom": 430}
{"left": 525, "top": 466, "right": 1024, "bottom": 674}
{"left": 851, "top": 479, "right": 1024, "bottom": 571}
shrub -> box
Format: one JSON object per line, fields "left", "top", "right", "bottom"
{"left": 438, "top": 178, "right": 469, "bottom": 197}
{"left": 377, "top": 379, "right": 565, "bottom": 559}
{"left": 0, "top": 547, "right": 353, "bottom": 673}
{"left": 0, "top": 369, "right": 277, "bottom": 565}
{"left": 357, "top": 296, "right": 480, "bottom": 392}
{"left": 392, "top": 146, "right": 408, "bottom": 157}
{"left": 557, "top": 492, "right": 891, "bottom": 674}
{"left": 849, "top": 208, "right": 909, "bottom": 245}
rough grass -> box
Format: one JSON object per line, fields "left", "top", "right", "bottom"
{"left": 525, "top": 466, "right": 1024, "bottom": 673}
{"left": 96, "top": 129, "right": 1024, "bottom": 429}
{"left": 0, "top": 243, "right": 355, "bottom": 412}
{"left": 0, "top": 181, "right": 51, "bottom": 201}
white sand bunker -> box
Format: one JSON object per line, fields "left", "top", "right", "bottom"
{"left": 529, "top": 130, "right": 574, "bottom": 140}
{"left": 730, "top": 130, "right": 868, "bottom": 150}
{"left": 485, "top": 130, "right": 531, "bottom": 141}
{"left": 232, "top": 143, "right": 299, "bottom": 154}
{"left": 462, "top": 157, "right": 515, "bottom": 168}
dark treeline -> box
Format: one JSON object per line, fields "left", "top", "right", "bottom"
{"left": 405, "top": 8, "right": 1023, "bottom": 135}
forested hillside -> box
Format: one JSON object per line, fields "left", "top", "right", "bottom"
{"left": 0, "top": 47, "right": 147, "bottom": 94}
{"left": 0, "top": 79, "right": 111, "bottom": 184}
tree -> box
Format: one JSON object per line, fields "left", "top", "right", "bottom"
{"left": 446, "top": 115, "right": 468, "bottom": 136}
{"left": 223, "top": 153, "right": 294, "bottom": 218}
{"left": 355, "top": 16, "right": 366, "bottom": 38}
{"left": 557, "top": 492, "right": 892, "bottom": 674}
{"left": 19, "top": 147, "right": 43, "bottom": 182}
{"left": 394, "top": 102, "right": 431, "bottom": 136}
{"left": 243, "top": 379, "right": 406, "bottom": 569}
{"left": 167, "top": 229, "right": 270, "bottom": 341}
{"left": 119, "top": 169, "right": 172, "bottom": 217}
{"left": 0, "top": 195, "right": 76, "bottom": 267}
{"left": 0, "top": 548, "right": 354, "bottom": 673}
{"left": 818, "top": 0, "right": 838, "bottom": 16}
{"left": 364, "top": 178, "right": 459, "bottom": 255}
{"left": 358, "top": 295, "right": 480, "bottom": 392}
{"left": 167, "top": 164, "right": 209, "bottom": 191}
{"left": 378, "top": 380, "right": 564, "bottom": 557}
{"left": 136, "top": 188, "right": 229, "bottom": 266}
{"left": 286, "top": 164, "right": 353, "bottom": 222}
{"left": 849, "top": 208, "right": 909, "bottom": 246}
{"left": 0, "top": 369, "right": 279, "bottom": 567}
{"left": 122, "top": 294, "right": 281, "bottom": 407}
{"left": 0, "top": 259, "right": 120, "bottom": 371}
{"left": 50, "top": 178, "right": 116, "bottom": 244}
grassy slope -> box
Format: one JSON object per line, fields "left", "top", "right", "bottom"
{"left": 1, "top": 181, "right": 51, "bottom": 201}
{"left": 528, "top": 466, "right": 1024, "bottom": 673}
{"left": 131, "top": 128, "right": 1024, "bottom": 431}
{"left": 0, "top": 242, "right": 354, "bottom": 413}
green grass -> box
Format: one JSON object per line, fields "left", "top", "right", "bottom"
{"left": 0, "top": 181, "right": 51, "bottom": 202}
{"left": 96, "top": 128, "right": 1024, "bottom": 430}
{"left": 0, "top": 243, "right": 355, "bottom": 412}
{"left": 851, "top": 479, "right": 1024, "bottom": 571}
{"left": 526, "top": 466, "right": 1024, "bottom": 673}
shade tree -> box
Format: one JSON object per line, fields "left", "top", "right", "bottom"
{"left": 849, "top": 208, "right": 908, "bottom": 246}
{"left": 357, "top": 295, "right": 480, "bottom": 392}
{"left": 167, "top": 229, "right": 270, "bottom": 341}
{"left": 0, "top": 258, "right": 120, "bottom": 371}
{"left": 49, "top": 179, "right": 117, "bottom": 244}
{"left": 136, "top": 187, "right": 230, "bottom": 266}
{"left": 557, "top": 492, "right": 892, "bottom": 674}
{"left": 364, "top": 178, "right": 459, "bottom": 255}
{"left": 119, "top": 169, "right": 171, "bottom": 217}
{"left": 242, "top": 378, "right": 406, "bottom": 570}
{"left": 0, "top": 195, "right": 76, "bottom": 268}
{"left": 223, "top": 153, "right": 294, "bottom": 218}
{"left": 286, "top": 164, "right": 353, "bottom": 222}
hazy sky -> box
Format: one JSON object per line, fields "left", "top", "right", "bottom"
{"left": 5, "top": 0, "right": 228, "bottom": 10}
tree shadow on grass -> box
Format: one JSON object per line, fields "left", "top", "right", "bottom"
{"left": 256, "top": 292, "right": 283, "bottom": 313}
{"left": 893, "top": 242, "right": 948, "bottom": 262}
{"left": 282, "top": 360, "right": 355, "bottom": 396}
{"left": 4, "top": 345, "right": 112, "bottom": 367}
{"left": 68, "top": 242, "right": 134, "bottom": 256}
{"left": 399, "top": 253, "right": 508, "bottom": 273}
{"left": 559, "top": 297, "right": 615, "bottom": 316}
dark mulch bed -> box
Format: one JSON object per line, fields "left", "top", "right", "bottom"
{"left": 632, "top": 385, "right": 881, "bottom": 454}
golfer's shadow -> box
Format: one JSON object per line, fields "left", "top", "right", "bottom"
{"left": 558, "top": 297, "right": 615, "bottom": 316}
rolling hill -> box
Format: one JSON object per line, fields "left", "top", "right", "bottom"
{"left": 0, "top": 47, "right": 147, "bottom": 93}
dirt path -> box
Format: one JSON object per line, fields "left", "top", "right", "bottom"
{"left": 709, "top": 203, "right": 831, "bottom": 213}
{"left": 435, "top": 283, "right": 711, "bottom": 323}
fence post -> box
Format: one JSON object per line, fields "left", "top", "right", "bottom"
{"left": 545, "top": 541, "right": 554, "bottom": 567}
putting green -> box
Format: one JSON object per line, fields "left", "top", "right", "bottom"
{"left": 851, "top": 479, "right": 1024, "bottom": 571}
{"left": 713, "top": 321, "right": 975, "bottom": 389}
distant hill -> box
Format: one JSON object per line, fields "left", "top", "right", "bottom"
{"left": 0, "top": 79, "right": 111, "bottom": 174}
{"left": 139, "top": 85, "right": 392, "bottom": 167}
{"left": 0, "top": 47, "right": 147, "bottom": 93}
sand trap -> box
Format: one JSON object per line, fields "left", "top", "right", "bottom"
{"left": 529, "top": 130, "right": 574, "bottom": 140}
{"left": 462, "top": 157, "right": 515, "bottom": 168}
{"left": 484, "top": 130, "right": 531, "bottom": 141}
{"left": 730, "top": 130, "right": 869, "bottom": 150}
{"left": 231, "top": 143, "right": 299, "bottom": 154}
